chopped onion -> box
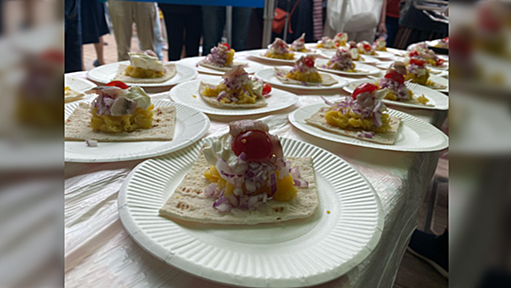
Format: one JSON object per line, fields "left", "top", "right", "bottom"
{"left": 290, "top": 167, "right": 301, "bottom": 179}
{"left": 293, "top": 178, "right": 309, "bottom": 188}
{"left": 269, "top": 173, "right": 277, "bottom": 196}
{"left": 228, "top": 194, "right": 239, "bottom": 207}
{"left": 239, "top": 152, "right": 248, "bottom": 161}
{"left": 85, "top": 139, "right": 98, "bottom": 147}
{"left": 205, "top": 183, "right": 218, "bottom": 197}
{"left": 213, "top": 196, "right": 232, "bottom": 213}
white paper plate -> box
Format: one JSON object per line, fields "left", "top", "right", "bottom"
{"left": 247, "top": 50, "right": 305, "bottom": 64}
{"left": 319, "top": 51, "right": 379, "bottom": 64}
{"left": 385, "top": 47, "right": 407, "bottom": 57}
{"left": 315, "top": 59, "right": 381, "bottom": 76}
{"left": 64, "top": 76, "right": 96, "bottom": 103}
{"left": 178, "top": 56, "right": 265, "bottom": 76}
{"left": 344, "top": 79, "right": 449, "bottom": 110}
{"left": 371, "top": 51, "right": 395, "bottom": 59}
{"left": 65, "top": 100, "right": 210, "bottom": 162}
{"left": 289, "top": 104, "right": 448, "bottom": 151}
{"left": 170, "top": 79, "right": 298, "bottom": 116}
{"left": 86, "top": 62, "right": 198, "bottom": 87}
{"left": 255, "top": 68, "right": 348, "bottom": 91}
{"left": 118, "top": 137, "right": 384, "bottom": 287}
{"left": 267, "top": 44, "right": 321, "bottom": 56}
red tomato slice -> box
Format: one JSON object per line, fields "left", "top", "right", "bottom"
{"left": 409, "top": 58, "right": 427, "bottom": 66}
{"left": 384, "top": 71, "right": 405, "bottom": 85}
{"left": 106, "top": 81, "right": 129, "bottom": 89}
{"left": 352, "top": 83, "right": 378, "bottom": 100}
{"left": 222, "top": 43, "right": 230, "bottom": 50}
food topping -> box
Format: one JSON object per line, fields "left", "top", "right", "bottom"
{"left": 88, "top": 84, "right": 151, "bottom": 116}
{"left": 319, "top": 36, "right": 336, "bottom": 48}
{"left": 269, "top": 38, "right": 290, "bottom": 54}
{"left": 322, "top": 83, "right": 390, "bottom": 132}
{"left": 201, "top": 120, "right": 307, "bottom": 213}
{"left": 326, "top": 49, "right": 355, "bottom": 71}
{"left": 290, "top": 33, "right": 307, "bottom": 51}
{"left": 128, "top": 51, "right": 163, "bottom": 72}
{"left": 205, "top": 43, "right": 235, "bottom": 67}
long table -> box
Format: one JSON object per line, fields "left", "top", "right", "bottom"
{"left": 64, "top": 49, "right": 447, "bottom": 288}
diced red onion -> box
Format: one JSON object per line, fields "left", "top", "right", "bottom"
{"left": 85, "top": 139, "right": 98, "bottom": 147}
{"left": 205, "top": 183, "right": 218, "bottom": 197}
{"left": 293, "top": 178, "right": 309, "bottom": 188}
{"left": 213, "top": 196, "right": 232, "bottom": 213}
{"left": 290, "top": 167, "right": 301, "bottom": 179}
{"left": 228, "top": 194, "right": 239, "bottom": 207}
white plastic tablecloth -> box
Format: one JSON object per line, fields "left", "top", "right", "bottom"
{"left": 65, "top": 50, "right": 445, "bottom": 288}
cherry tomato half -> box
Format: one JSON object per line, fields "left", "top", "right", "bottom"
{"left": 303, "top": 57, "right": 315, "bottom": 68}
{"left": 262, "top": 83, "right": 272, "bottom": 95}
{"left": 222, "top": 43, "right": 230, "bottom": 50}
{"left": 363, "top": 43, "right": 372, "bottom": 51}
{"left": 436, "top": 58, "right": 445, "bottom": 66}
{"left": 384, "top": 71, "right": 405, "bottom": 85}
{"left": 106, "top": 81, "right": 129, "bottom": 89}
{"left": 409, "top": 58, "right": 427, "bottom": 66}
{"left": 409, "top": 51, "right": 419, "bottom": 58}
{"left": 352, "top": 83, "right": 378, "bottom": 100}
{"left": 232, "top": 130, "right": 273, "bottom": 162}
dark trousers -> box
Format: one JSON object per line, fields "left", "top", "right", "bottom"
{"left": 201, "top": 6, "right": 252, "bottom": 53}
{"left": 385, "top": 16, "right": 399, "bottom": 48}
{"left": 159, "top": 4, "right": 202, "bottom": 61}
{"left": 65, "top": 0, "right": 82, "bottom": 73}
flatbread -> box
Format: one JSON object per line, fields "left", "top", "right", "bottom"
{"left": 65, "top": 88, "right": 84, "bottom": 103}
{"left": 159, "top": 155, "right": 318, "bottom": 225}
{"left": 305, "top": 107, "right": 401, "bottom": 145}
{"left": 65, "top": 102, "right": 176, "bottom": 142}
{"left": 274, "top": 68, "right": 338, "bottom": 87}
{"left": 198, "top": 81, "right": 267, "bottom": 109}
{"left": 112, "top": 63, "right": 177, "bottom": 84}
{"left": 199, "top": 60, "right": 246, "bottom": 72}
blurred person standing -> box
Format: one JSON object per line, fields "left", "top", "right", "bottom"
{"left": 65, "top": 0, "right": 82, "bottom": 72}
{"left": 394, "top": 0, "right": 448, "bottom": 49}
{"left": 272, "top": 0, "right": 316, "bottom": 43}
{"left": 202, "top": 6, "right": 252, "bottom": 53}
{"left": 81, "top": 0, "right": 109, "bottom": 68}
{"left": 107, "top": 0, "right": 156, "bottom": 61}
{"left": 378, "top": 0, "right": 401, "bottom": 47}
{"left": 324, "top": 0, "right": 385, "bottom": 42}
{"left": 159, "top": 4, "right": 202, "bottom": 61}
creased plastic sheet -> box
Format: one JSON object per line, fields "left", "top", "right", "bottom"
{"left": 65, "top": 50, "right": 443, "bottom": 288}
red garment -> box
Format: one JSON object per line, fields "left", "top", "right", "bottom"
{"left": 386, "top": 0, "right": 401, "bottom": 18}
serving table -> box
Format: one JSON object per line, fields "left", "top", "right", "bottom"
{"left": 65, "top": 49, "right": 447, "bottom": 288}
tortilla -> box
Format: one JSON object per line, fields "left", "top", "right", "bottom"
{"left": 198, "top": 81, "right": 267, "bottom": 109}
{"left": 65, "top": 102, "right": 176, "bottom": 142}
{"left": 274, "top": 68, "right": 338, "bottom": 87}
{"left": 427, "top": 80, "right": 447, "bottom": 90}
{"left": 112, "top": 63, "right": 177, "bottom": 84}
{"left": 199, "top": 60, "right": 246, "bottom": 72}
{"left": 65, "top": 88, "right": 84, "bottom": 103}
{"left": 159, "top": 155, "right": 318, "bottom": 225}
{"left": 305, "top": 107, "right": 401, "bottom": 145}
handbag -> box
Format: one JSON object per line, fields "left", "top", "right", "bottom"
{"left": 272, "top": 0, "right": 300, "bottom": 34}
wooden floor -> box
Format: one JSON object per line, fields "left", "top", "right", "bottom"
{"left": 85, "top": 33, "right": 449, "bottom": 288}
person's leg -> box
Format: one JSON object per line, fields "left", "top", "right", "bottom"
{"left": 231, "top": 7, "right": 252, "bottom": 51}
{"left": 201, "top": 6, "right": 225, "bottom": 54}
{"left": 134, "top": 2, "right": 156, "bottom": 53}
{"left": 153, "top": 3, "right": 163, "bottom": 60}
{"left": 408, "top": 229, "right": 449, "bottom": 278}
{"left": 107, "top": 0, "right": 133, "bottom": 61}
{"left": 94, "top": 36, "right": 105, "bottom": 65}
{"left": 385, "top": 16, "right": 400, "bottom": 48}
{"left": 159, "top": 5, "right": 185, "bottom": 61}
{"left": 65, "top": 0, "right": 82, "bottom": 73}
{"left": 184, "top": 6, "right": 202, "bottom": 57}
